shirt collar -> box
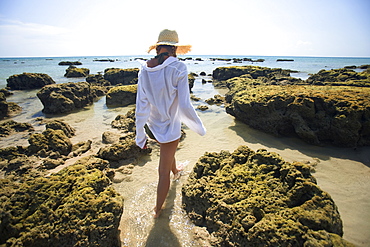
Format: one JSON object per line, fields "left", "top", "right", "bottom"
{"left": 139, "top": 56, "right": 178, "bottom": 72}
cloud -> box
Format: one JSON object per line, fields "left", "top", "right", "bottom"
{"left": 0, "top": 18, "right": 73, "bottom": 56}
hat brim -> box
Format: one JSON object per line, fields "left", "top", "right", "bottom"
{"left": 148, "top": 43, "right": 192, "bottom": 55}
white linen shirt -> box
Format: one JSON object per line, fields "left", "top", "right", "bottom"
{"left": 135, "top": 56, "right": 206, "bottom": 148}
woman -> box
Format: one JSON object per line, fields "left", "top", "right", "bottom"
{"left": 135, "top": 29, "right": 206, "bottom": 218}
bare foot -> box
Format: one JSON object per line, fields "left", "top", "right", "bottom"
{"left": 153, "top": 206, "right": 162, "bottom": 219}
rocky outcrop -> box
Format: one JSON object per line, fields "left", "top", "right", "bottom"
{"left": 225, "top": 76, "right": 370, "bottom": 147}
{"left": 37, "top": 82, "right": 95, "bottom": 114}
{"left": 104, "top": 68, "right": 139, "bottom": 85}
{"left": 205, "top": 94, "right": 225, "bottom": 106}
{"left": 6, "top": 73, "right": 56, "bottom": 90}
{"left": 98, "top": 109, "right": 150, "bottom": 161}
{"left": 182, "top": 146, "right": 353, "bottom": 247}
{"left": 64, "top": 65, "right": 90, "bottom": 78}
{"left": 28, "top": 129, "right": 72, "bottom": 156}
{"left": 0, "top": 92, "right": 7, "bottom": 119}
{"left": 212, "top": 65, "right": 297, "bottom": 81}
{"left": 0, "top": 120, "right": 34, "bottom": 137}
{"left": 0, "top": 163, "right": 123, "bottom": 247}
{"left": 188, "top": 73, "right": 195, "bottom": 91}
{"left": 106, "top": 85, "right": 137, "bottom": 106}
{"left": 86, "top": 74, "right": 111, "bottom": 86}
{"left": 45, "top": 120, "right": 76, "bottom": 138}
{"left": 97, "top": 138, "right": 150, "bottom": 162}
{"left": 58, "top": 61, "right": 82, "bottom": 65}
{"left": 306, "top": 68, "right": 370, "bottom": 87}
{"left": 0, "top": 91, "right": 22, "bottom": 119}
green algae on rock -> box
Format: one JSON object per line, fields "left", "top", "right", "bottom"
{"left": 104, "top": 68, "right": 139, "bottom": 85}
{"left": 0, "top": 120, "right": 34, "bottom": 137}
{"left": 182, "top": 146, "right": 354, "bottom": 247}
{"left": 64, "top": 65, "right": 90, "bottom": 78}
{"left": 306, "top": 68, "right": 370, "bottom": 87}
{"left": 0, "top": 163, "right": 123, "bottom": 247}
{"left": 106, "top": 85, "right": 137, "bottom": 107}
{"left": 37, "top": 82, "right": 95, "bottom": 114}
{"left": 6, "top": 73, "right": 56, "bottom": 90}
{"left": 225, "top": 76, "right": 370, "bottom": 147}
{"left": 212, "top": 65, "right": 299, "bottom": 82}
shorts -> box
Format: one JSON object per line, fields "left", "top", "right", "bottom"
{"left": 144, "top": 124, "right": 157, "bottom": 141}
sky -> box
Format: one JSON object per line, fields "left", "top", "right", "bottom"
{"left": 0, "top": 0, "right": 369, "bottom": 57}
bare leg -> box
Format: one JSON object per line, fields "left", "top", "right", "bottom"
{"left": 154, "top": 139, "right": 179, "bottom": 218}
{"left": 171, "top": 158, "right": 178, "bottom": 175}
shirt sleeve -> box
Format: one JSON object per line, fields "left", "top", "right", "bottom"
{"left": 177, "top": 67, "right": 206, "bottom": 136}
{"left": 135, "top": 73, "right": 150, "bottom": 148}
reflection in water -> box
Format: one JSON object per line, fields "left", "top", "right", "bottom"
{"left": 145, "top": 182, "right": 181, "bottom": 247}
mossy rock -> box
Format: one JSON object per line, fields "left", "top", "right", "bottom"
{"left": 225, "top": 76, "right": 370, "bottom": 147}
{"left": 104, "top": 68, "right": 139, "bottom": 85}
{"left": 106, "top": 85, "right": 137, "bottom": 106}
{"left": 111, "top": 108, "right": 136, "bottom": 131}
{"left": 37, "top": 82, "right": 94, "bottom": 114}
{"left": 64, "top": 65, "right": 90, "bottom": 78}
{"left": 0, "top": 164, "right": 123, "bottom": 247}
{"left": 45, "top": 120, "right": 75, "bottom": 138}
{"left": 306, "top": 68, "right": 370, "bottom": 87}
{"left": 6, "top": 73, "right": 56, "bottom": 90}
{"left": 0, "top": 120, "right": 34, "bottom": 137}
{"left": 212, "top": 65, "right": 296, "bottom": 81}
{"left": 182, "top": 146, "right": 354, "bottom": 247}
{"left": 28, "top": 129, "right": 72, "bottom": 156}
{"left": 97, "top": 138, "right": 150, "bottom": 162}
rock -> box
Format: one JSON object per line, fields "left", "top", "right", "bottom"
{"left": 205, "top": 94, "right": 225, "bottom": 106}
{"left": 58, "top": 61, "right": 82, "bottom": 65}
{"left": 191, "top": 95, "right": 201, "bottom": 101}
{"left": 0, "top": 92, "right": 8, "bottom": 119}
{"left": 200, "top": 71, "right": 206, "bottom": 76}
{"left": 212, "top": 65, "right": 296, "bottom": 82}
{"left": 0, "top": 120, "right": 34, "bottom": 137}
{"left": 64, "top": 65, "right": 90, "bottom": 78}
{"left": 37, "top": 82, "right": 95, "bottom": 114}
{"left": 0, "top": 93, "right": 22, "bottom": 119}
{"left": 102, "top": 131, "right": 121, "bottom": 144}
{"left": 306, "top": 68, "right": 370, "bottom": 87}
{"left": 45, "top": 119, "right": 75, "bottom": 137}
{"left": 188, "top": 73, "right": 195, "bottom": 91}
{"left": 359, "top": 64, "right": 370, "bottom": 69}
{"left": 182, "top": 146, "right": 353, "bottom": 247}
{"left": 111, "top": 109, "right": 136, "bottom": 131}
{"left": 86, "top": 74, "right": 111, "bottom": 86}
{"left": 197, "top": 105, "right": 209, "bottom": 111}
{"left": 106, "top": 85, "right": 137, "bottom": 106}
{"left": 6, "top": 72, "right": 56, "bottom": 90}
{"left": 277, "top": 59, "right": 294, "bottom": 62}
{"left": 0, "top": 88, "right": 13, "bottom": 97}
{"left": 28, "top": 129, "right": 72, "bottom": 156}
{"left": 73, "top": 155, "right": 110, "bottom": 171}
{"left": 0, "top": 164, "right": 123, "bottom": 247}
{"left": 72, "top": 140, "right": 92, "bottom": 156}
{"left": 97, "top": 138, "right": 150, "bottom": 161}
{"left": 225, "top": 76, "right": 370, "bottom": 147}
{"left": 104, "top": 68, "right": 139, "bottom": 85}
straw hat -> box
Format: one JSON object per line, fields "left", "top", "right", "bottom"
{"left": 148, "top": 29, "right": 192, "bottom": 55}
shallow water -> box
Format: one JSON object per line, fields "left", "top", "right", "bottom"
{"left": 1, "top": 56, "right": 370, "bottom": 246}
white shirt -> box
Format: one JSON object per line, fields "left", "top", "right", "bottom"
{"left": 135, "top": 56, "right": 206, "bottom": 148}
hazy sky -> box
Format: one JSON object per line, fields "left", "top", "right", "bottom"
{"left": 0, "top": 0, "right": 369, "bottom": 57}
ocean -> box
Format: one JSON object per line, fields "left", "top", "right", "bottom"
{"left": 1, "top": 55, "right": 370, "bottom": 246}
